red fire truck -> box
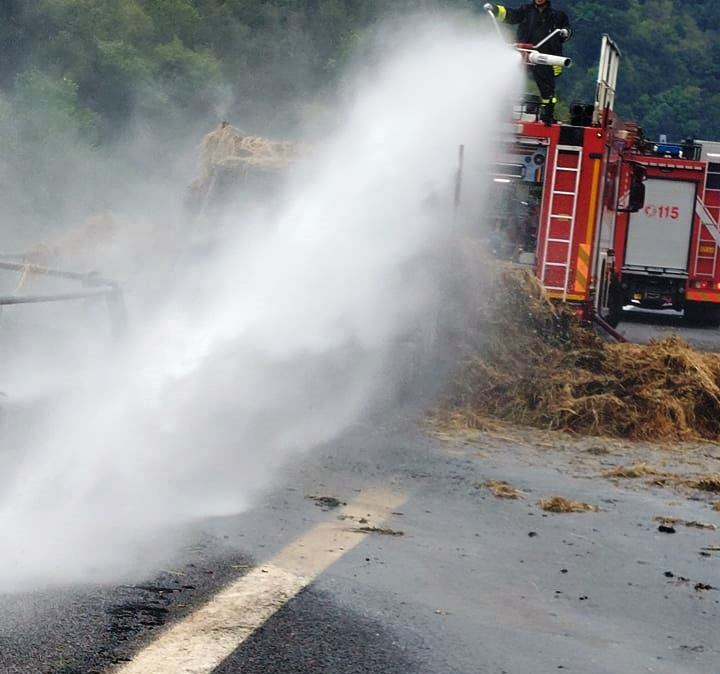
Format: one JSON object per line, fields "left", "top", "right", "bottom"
{"left": 487, "top": 35, "right": 720, "bottom": 328}
{"left": 609, "top": 138, "right": 720, "bottom": 325}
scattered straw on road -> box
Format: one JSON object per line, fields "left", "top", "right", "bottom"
{"left": 604, "top": 463, "right": 662, "bottom": 479}
{"left": 689, "top": 475, "right": 720, "bottom": 492}
{"left": 538, "top": 496, "right": 599, "bottom": 513}
{"left": 483, "top": 480, "right": 524, "bottom": 499}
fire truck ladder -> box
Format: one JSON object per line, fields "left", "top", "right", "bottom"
{"left": 696, "top": 197, "right": 720, "bottom": 247}
{"left": 540, "top": 145, "right": 583, "bottom": 300}
{"left": 694, "top": 197, "right": 720, "bottom": 278}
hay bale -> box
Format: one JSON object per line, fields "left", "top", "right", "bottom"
{"left": 442, "top": 266, "right": 720, "bottom": 441}
{"left": 539, "top": 496, "right": 599, "bottom": 513}
{"left": 194, "top": 122, "right": 310, "bottom": 196}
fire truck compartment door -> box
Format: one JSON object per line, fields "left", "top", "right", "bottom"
{"left": 625, "top": 178, "right": 695, "bottom": 273}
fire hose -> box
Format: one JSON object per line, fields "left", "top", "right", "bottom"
{"left": 525, "top": 51, "right": 571, "bottom": 68}
{"left": 482, "top": 3, "right": 572, "bottom": 69}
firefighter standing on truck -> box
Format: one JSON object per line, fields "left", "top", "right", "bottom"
{"left": 481, "top": 0, "right": 571, "bottom": 124}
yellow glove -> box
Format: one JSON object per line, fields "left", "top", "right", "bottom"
{"left": 553, "top": 65, "right": 563, "bottom": 77}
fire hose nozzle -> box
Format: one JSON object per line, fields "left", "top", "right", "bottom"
{"left": 526, "top": 51, "right": 572, "bottom": 68}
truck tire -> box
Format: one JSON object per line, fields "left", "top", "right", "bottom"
{"left": 606, "top": 281, "right": 624, "bottom": 328}
{"left": 684, "top": 300, "right": 720, "bottom": 327}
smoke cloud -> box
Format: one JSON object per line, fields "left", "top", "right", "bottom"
{"left": 0, "top": 14, "right": 520, "bottom": 589}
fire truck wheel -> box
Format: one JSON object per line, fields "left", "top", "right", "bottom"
{"left": 606, "top": 303, "right": 622, "bottom": 328}
{"left": 684, "top": 301, "right": 720, "bottom": 328}
{"left": 606, "top": 282, "right": 624, "bottom": 328}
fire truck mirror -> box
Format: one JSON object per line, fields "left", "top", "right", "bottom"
{"left": 628, "top": 165, "right": 647, "bottom": 213}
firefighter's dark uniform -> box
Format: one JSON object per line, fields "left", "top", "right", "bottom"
{"left": 489, "top": 2, "right": 571, "bottom": 123}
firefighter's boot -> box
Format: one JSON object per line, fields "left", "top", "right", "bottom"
{"left": 540, "top": 97, "right": 557, "bottom": 126}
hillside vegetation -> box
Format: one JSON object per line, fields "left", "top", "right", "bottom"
{"left": 0, "top": 1, "right": 715, "bottom": 225}
{"left": 566, "top": 0, "right": 720, "bottom": 141}
{"left": 1, "top": 1, "right": 715, "bottom": 139}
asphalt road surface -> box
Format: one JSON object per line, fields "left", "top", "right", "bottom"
{"left": 617, "top": 306, "right": 720, "bottom": 350}
{"left": 1, "top": 310, "right": 719, "bottom": 674}
{"left": 1, "top": 407, "right": 718, "bottom": 674}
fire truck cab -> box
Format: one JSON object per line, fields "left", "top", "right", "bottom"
{"left": 487, "top": 35, "right": 720, "bottom": 328}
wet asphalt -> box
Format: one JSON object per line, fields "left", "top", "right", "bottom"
{"left": 0, "top": 410, "right": 718, "bottom": 674}
{"left": 617, "top": 307, "right": 720, "bottom": 350}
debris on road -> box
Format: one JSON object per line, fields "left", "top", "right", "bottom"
{"left": 586, "top": 445, "right": 613, "bottom": 456}
{"left": 672, "top": 575, "right": 691, "bottom": 583}
{"left": 658, "top": 525, "right": 677, "bottom": 534}
{"left": 438, "top": 267, "right": 720, "bottom": 441}
{"left": 654, "top": 516, "right": 717, "bottom": 531}
{"left": 694, "top": 582, "right": 714, "bottom": 592}
{"left": 685, "top": 521, "right": 717, "bottom": 530}
{"left": 483, "top": 480, "right": 524, "bottom": 499}
{"left": 538, "top": 496, "right": 599, "bottom": 513}
{"left": 689, "top": 475, "right": 720, "bottom": 492}
{"left": 680, "top": 645, "right": 706, "bottom": 653}
{"left": 307, "top": 495, "right": 346, "bottom": 510}
{"left": 604, "top": 463, "right": 661, "bottom": 479}
{"left": 352, "top": 526, "right": 405, "bottom": 537}
{"left": 122, "top": 585, "right": 181, "bottom": 594}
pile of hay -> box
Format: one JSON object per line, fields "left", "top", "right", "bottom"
{"left": 442, "top": 266, "right": 720, "bottom": 441}
{"left": 193, "top": 122, "right": 310, "bottom": 194}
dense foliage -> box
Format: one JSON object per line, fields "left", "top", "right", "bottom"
{"left": 1, "top": 0, "right": 715, "bottom": 142}
{"left": 0, "top": 0, "right": 716, "bottom": 225}
{"left": 564, "top": 0, "right": 720, "bottom": 141}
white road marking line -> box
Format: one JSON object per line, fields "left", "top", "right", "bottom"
{"left": 113, "top": 488, "right": 407, "bottom": 674}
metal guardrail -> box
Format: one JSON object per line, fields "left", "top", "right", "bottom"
{"left": 0, "top": 258, "right": 127, "bottom": 340}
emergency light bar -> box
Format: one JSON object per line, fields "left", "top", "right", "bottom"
{"left": 650, "top": 140, "right": 702, "bottom": 160}
{"left": 653, "top": 143, "right": 682, "bottom": 158}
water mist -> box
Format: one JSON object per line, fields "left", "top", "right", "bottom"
{"left": 0, "top": 14, "right": 521, "bottom": 589}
